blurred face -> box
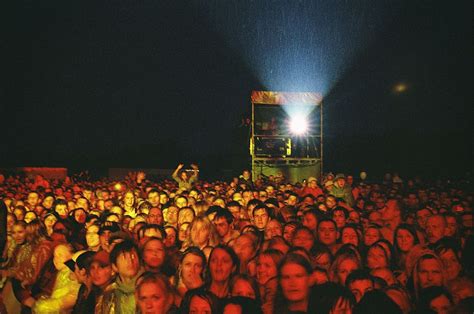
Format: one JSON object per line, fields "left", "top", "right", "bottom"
{"left": 396, "top": 229, "right": 415, "bottom": 252}
{"left": 333, "top": 210, "right": 346, "bottom": 229}
{"left": 416, "top": 209, "right": 432, "bottom": 230}
{"left": 253, "top": 208, "right": 269, "bottom": 230}
{"left": 257, "top": 254, "right": 278, "bottom": 285}
{"left": 425, "top": 216, "right": 446, "bottom": 244}
{"left": 55, "top": 204, "right": 68, "bottom": 218}
{"left": 233, "top": 236, "right": 255, "bottom": 262}
{"left": 314, "top": 253, "right": 331, "bottom": 271}
{"left": 367, "top": 246, "right": 388, "bottom": 270}
{"left": 137, "top": 281, "right": 170, "bottom": 314}
{"left": 292, "top": 229, "right": 314, "bottom": 252}
{"left": 318, "top": 221, "right": 337, "bottom": 246}
{"left": 76, "top": 198, "right": 89, "bottom": 211}
{"left": 214, "top": 217, "right": 231, "bottom": 238}
{"left": 223, "top": 304, "right": 241, "bottom": 314}
{"left": 74, "top": 209, "right": 87, "bottom": 224}
{"left": 164, "top": 206, "right": 178, "bottom": 225}
{"left": 430, "top": 295, "right": 452, "bottom": 314}
{"left": 283, "top": 224, "right": 296, "bottom": 243}
{"left": 418, "top": 258, "right": 443, "bottom": 289}
{"left": 337, "top": 259, "right": 359, "bottom": 286}
{"left": 24, "top": 212, "right": 37, "bottom": 223}
{"left": 342, "top": 228, "right": 359, "bottom": 247}
{"left": 209, "top": 248, "right": 235, "bottom": 283}
{"left": 444, "top": 216, "right": 457, "bottom": 237}
{"left": 265, "top": 220, "right": 282, "bottom": 239}
{"left": 182, "top": 253, "right": 203, "bottom": 284}
{"left": 191, "top": 222, "right": 210, "bottom": 247}
{"left": 231, "top": 279, "right": 256, "bottom": 299}
{"left": 368, "top": 211, "right": 383, "bottom": 226}
{"left": 114, "top": 250, "right": 140, "bottom": 279}
{"left": 27, "top": 192, "right": 39, "bottom": 207}
{"left": 12, "top": 224, "right": 27, "bottom": 244}
{"left": 364, "top": 228, "right": 380, "bottom": 246}
{"left": 148, "top": 207, "right": 163, "bottom": 225}
{"left": 143, "top": 240, "right": 165, "bottom": 269}
{"left": 302, "top": 213, "right": 318, "bottom": 231}
{"left": 53, "top": 245, "right": 71, "bottom": 271}
{"left": 349, "top": 279, "right": 373, "bottom": 303}
{"left": 164, "top": 228, "right": 177, "bottom": 247}
{"left": 147, "top": 192, "right": 160, "bottom": 207}
{"left": 124, "top": 192, "right": 135, "bottom": 207}
{"left": 439, "top": 249, "right": 461, "bottom": 281}
{"left": 90, "top": 262, "right": 113, "bottom": 287}
{"left": 179, "top": 223, "right": 189, "bottom": 242}
{"left": 99, "top": 230, "right": 112, "bottom": 252}
{"left": 42, "top": 196, "right": 54, "bottom": 209}
{"left": 280, "top": 263, "right": 310, "bottom": 303}
{"left": 175, "top": 197, "right": 187, "bottom": 209}
{"left": 189, "top": 296, "right": 211, "bottom": 314}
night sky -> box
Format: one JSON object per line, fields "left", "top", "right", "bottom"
{"left": 2, "top": 1, "right": 472, "bottom": 179}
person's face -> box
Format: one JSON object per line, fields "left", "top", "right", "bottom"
{"left": 283, "top": 225, "right": 296, "bottom": 243}
{"left": 418, "top": 258, "right": 443, "bottom": 289}
{"left": 42, "top": 196, "right": 54, "bottom": 209}
{"left": 175, "top": 197, "right": 187, "bottom": 209}
{"left": 137, "top": 281, "right": 170, "bottom": 314}
{"left": 148, "top": 192, "right": 160, "bottom": 206}
{"left": 55, "top": 204, "right": 68, "bottom": 218}
{"left": 430, "top": 295, "right": 452, "bottom": 314}
{"left": 314, "top": 253, "right": 331, "bottom": 271}
{"left": 210, "top": 248, "right": 235, "bottom": 283}
{"left": 74, "top": 209, "right": 87, "bottom": 224}
{"left": 228, "top": 206, "right": 241, "bottom": 220}
{"left": 181, "top": 253, "right": 203, "bottom": 284}
{"left": 256, "top": 254, "right": 278, "bottom": 285}
{"left": 99, "top": 230, "right": 112, "bottom": 252}
{"left": 189, "top": 296, "right": 211, "bottom": 314}
{"left": 223, "top": 304, "right": 242, "bottom": 314}
{"left": 76, "top": 198, "right": 89, "bottom": 211}
{"left": 318, "top": 221, "right": 337, "bottom": 246}
{"left": 114, "top": 250, "right": 140, "bottom": 279}
{"left": 164, "top": 228, "right": 177, "bottom": 247}
{"left": 233, "top": 236, "right": 255, "bottom": 262}
{"left": 53, "top": 245, "right": 71, "bottom": 271}
{"left": 333, "top": 210, "right": 346, "bottom": 229}
{"left": 265, "top": 220, "right": 282, "bottom": 239}
{"left": 6, "top": 215, "right": 15, "bottom": 231}
{"left": 364, "top": 228, "right": 380, "bottom": 246}
{"left": 286, "top": 195, "right": 298, "bottom": 206}
{"left": 396, "top": 229, "right": 415, "bottom": 252}
{"left": 90, "top": 262, "right": 113, "bottom": 287}
{"left": 148, "top": 208, "right": 163, "bottom": 225}
{"left": 337, "top": 259, "right": 359, "bottom": 286}
{"left": 24, "top": 212, "right": 37, "bottom": 224}
{"left": 253, "top": 208, "right": 269, "bottom": 230}
{"left": 12, "top": 224, "right": 27, "bottom": 244}
{"left": 231, "top": 279, "right": 256, "bottom": 299}
{"left": 179, "top": 223, "right": 189, "bottom": 242}
{"left": 444, "top": 216, "right": 457, "bottom": 237}
{"left": 367, "top": 246, "right": 388, "bottom": 270}
{"left": 143, "top": 240, "right": 165, "bottom": 269}
{"left": 368, "top": 211, "right": 383, "bottom": 226}
{"left": 425, "top": 216, "right": 446, "bottom": 244}
{"left": 349, "top": 279, "right": 374, "bottom": 303}
{"left": 342, "top": 228, "right": 358, "bottom": 247}
{"left": 214, "top": 217, "right": 231, "bottom": 238}
{"left": 292, "top": 230, "right": 314, "bottom": 252}
{"left": 124, "top": 192, "right": 135, "bottom": 207}
{"left": 280, "top": 263, "right": 310, "bottom": 303}
{"left": 13, "top": 209, "right": 24, "bottom": 221}
{"left": 164, "top": 206, "right": 178, "bottom": 225}
{"left": 27, "top": 192, "right": 39, "bottom": 207}
{"left": 44, "top": 214, "right": 57, "bottom": 228}
{"left": 302, "top": 213, "right": 318, "bottom": 231}
{"left": 439, "top": 249, "right": 461, "bottom": 281}
{"left": 159, "top": 193, "right": 169, "bottom": 205}
{"left": 191, "top": 222, "right": 210, "bottom": 247}
{"left": 336, "top": 178, "right": 346, "bottom": 187}
{"left": 416, "top": 209, "right": 432, "bottom": 230}
{"left": 326, "top": 197, "right": 337, "bottom": 209}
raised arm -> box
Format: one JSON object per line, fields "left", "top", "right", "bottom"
{"left": 172, "top": 163, "right": 184, "bottom": 181}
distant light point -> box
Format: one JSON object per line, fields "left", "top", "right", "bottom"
{"left": 393, "top": 82, "right": 408, "bottom": 94}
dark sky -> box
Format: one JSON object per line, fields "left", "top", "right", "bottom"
{"left": 2, "top": 0, "right": 472, "bottom": 178}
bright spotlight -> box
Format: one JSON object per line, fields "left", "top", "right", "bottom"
{"left": 289, "top": 114, "right": 308, "bottom": 135}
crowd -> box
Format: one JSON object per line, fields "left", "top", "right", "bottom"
{"left": 0, "top": 165, "right": 472, "bottom": 314}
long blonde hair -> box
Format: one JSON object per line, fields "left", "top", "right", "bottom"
{"left": 181, "top": 215, "right": 219, "bottom": 251}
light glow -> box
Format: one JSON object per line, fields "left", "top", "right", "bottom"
{"left": 289, "top": 114, "right": 309, "bottom": 135}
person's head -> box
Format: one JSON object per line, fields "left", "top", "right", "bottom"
{"left": 147, "top": 207, "right": 163, "bottom": 225}
{"left": 330, "top": 250, "right": 362, "bottom": 286}
{"left": 26, "top": 191, "right": 40, "bottom": 208}
{"left": 90, "top": 250, "right": 114, "bottom": 288}
{"left": 164, "top": 226, "right": 179, "bottom": 248}
{"left": 25, "top": 219, "right": 48, "bottom": 244}
{"left": 223, "top": 296, "right": 263, "bottom": 314}
{"left": 425, "top": 215, "right": 447, "bottom": 244}
{"left": 180, "top": 287, "right": 219, "bottom": 314}
{"left": 292, "top": 226, "right": 315, "bottom": 252}
{"left": 282, "top": 221, "right": 299, "bottom": 243}
{"left": 367, "top": 242, "right": 390, "bottom": 270}
{"left": 208, "top": 245, "right": 239, "bottom": 285}
{"left": 53, "top": 199, "right": 69, "bottom": 219}
{"left": 53, "top": 243, "right": 74, "bottom": 271}
{"left": 332, "top": 207, "right": 349, "bottom": 229}
{"left": 278, "top": 253, "right": 313, "bottom": 307}
{"left": 394, "top": 223, "right": 419, "bottom": 254}
{"left": 416, "top": 207, "right": 433, "bottom": 230}
{"left": 434, "top": 238, "right": 462, "bottom": 281}
{"left": 264, "top": 219, "right": 283, "bottom": 240}
{"left": 230, "top": 274, "right": 260, "bottom": 300}
{"left": 110, "top": 240, "right": 140, "bottom": 280}
{"left": 317, "top": 218, "right": 338, "bottom": 246}
{"left": 417, "top": 286, "right": 454, "bottom": 314}
{"left": 163, "top": 206, "right": 179, "bottom": 226}
{"left": 12, "top": 221, "right": 27, "bottom": 245}
{"left": 175, "top": 195, "right": 188, "bottom": 209}
{"left": 256, "top": 249, "right": 283, "bottom": 286}
{"left": 141, "top": 237, "right": 166, "bottom": 271}
{"left": 232, "top": 233, "right": 258, "bottom": 264}
{"left": 178, "top": 207, "right": 195, "bottom": 227}
{"left": 371, "top": 267, "right": 397, "bottom": 286}
{"left": 443, "top": 213, "right": 458, "bottom": 238}
{"left": 380, "top": 199, "right": 402, "bottom": 222}
{"left": 24, "top": 211, "right": 38, "bottom": 224}
{"left": 346, "top": 269, "right": 375, "bottom": 303}
{"left": 414, "top": 253, "right": 446, "bottom": 295}
{"left": 180, "top": 247, "right": 206, "bottom": 287}
{"left": 341, "top": 224, "right": 361, "bottom": 248}
{"left": 135, "top": 272, "right": 174, "bottom": 314}
{"left": 86, "top": 222, "right": 101, "bottom": 249}
{"left": 147, "top": 189, "right": 160, "bottom": 207}
{"left": 364, "top": 224, "right": 382, "bottom": 247}
{"left": 188, "top": 215, "right": 218, "bottom": 248}
{"left": 384, "top": 285, "right": 412, "bottom": 313}
{"left": 311, "top": 282, "right": 354, "bottom": 314}
{"left": 302, "top": 209, "right": 319, "bottom": 232}
{"left": 213, "top": 208, "right": 234, "bottom": 239}
{"left": 448, "top": 277, "right": 474, "bottom": 304}
{"left": 253, "top": 204, "right": 271, "bottom": 231}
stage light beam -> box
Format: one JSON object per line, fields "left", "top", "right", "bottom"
{"left": 289, "top": 114, "right": 309, "bottom": 135}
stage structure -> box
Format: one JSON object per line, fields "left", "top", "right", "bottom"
{"left": 250, "top": 91, "right": 323, "bottom": 183}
